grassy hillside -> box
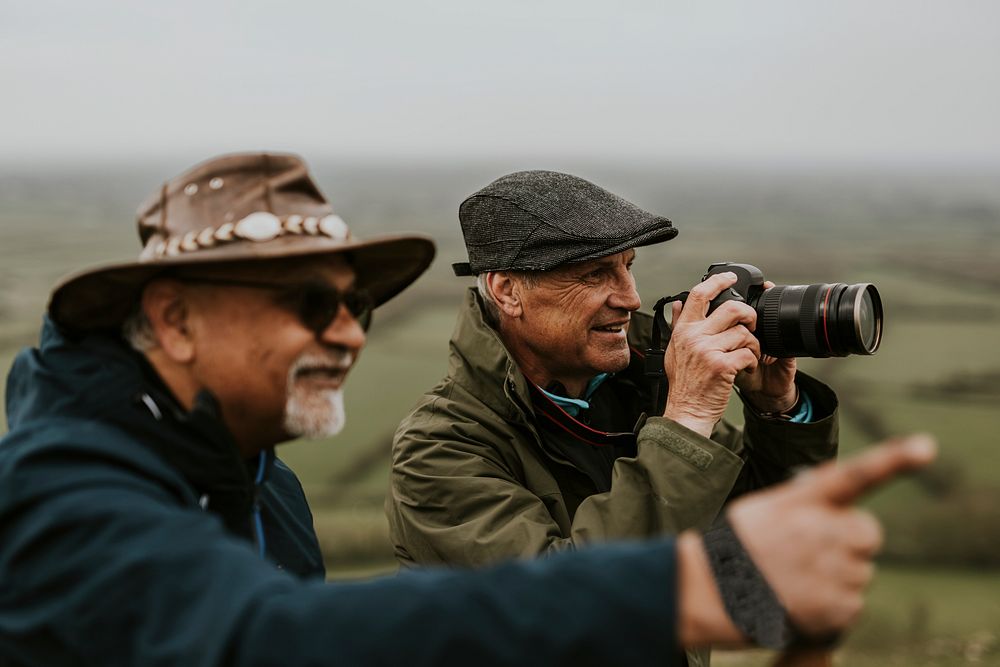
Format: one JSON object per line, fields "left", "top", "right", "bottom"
{"left": 2, "top": 160, "right": 998, "bottom": 663}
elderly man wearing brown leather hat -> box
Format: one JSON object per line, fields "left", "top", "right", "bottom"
{"left": 14, "top": 153, "right": 435, "bottom": 576}
{"left": 0, "top": 154, "right": 928, "bottom": 667}
{"left": 50, "top": 153, "right": 434, "bottom": 450}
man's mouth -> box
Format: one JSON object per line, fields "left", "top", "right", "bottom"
{"left": 591, "top": 320, "right": 629, "bottom": 335}
{"left": 293, "top": 366, "right": 349, "bottom": 387}
{"left": 289, "top": 350, "right": 355, "bottom": 390}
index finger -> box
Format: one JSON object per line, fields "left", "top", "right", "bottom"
{"left": 808, "top": 435, "right": 938, "bottom": 506}
{"left": 675, "top": 272, "right": 738, "bottom": 324}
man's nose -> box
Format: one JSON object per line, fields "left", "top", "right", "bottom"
{"left": 317, "top": 304, "right": 367, "bottom": 351}
{"left": 608, "top": 271, "right": 642, "bottom": 311}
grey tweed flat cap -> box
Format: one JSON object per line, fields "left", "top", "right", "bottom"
{"left": 453, "top": 170, "right": 678, "bottom": 276}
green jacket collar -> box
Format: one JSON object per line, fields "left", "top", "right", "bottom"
{"left": 447, "top": 287, "right": 656, "bottom": 422}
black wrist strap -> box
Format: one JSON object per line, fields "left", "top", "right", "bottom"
{"left": 703, "top": 518, "right": 836, "bottom": 650}
{"left": 703, "top": 519, "right": 790, "bottom": 648}
{"left": 644, "top": 292, "right": 688, "bottom": 414}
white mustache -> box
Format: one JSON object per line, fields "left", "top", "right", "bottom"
{"left": 290, "top": 351, "right": 355, "bottom": 377}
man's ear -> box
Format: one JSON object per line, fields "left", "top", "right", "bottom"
{"left": 141, "top": 279, "right": 196, "bottom": 363}
{"left": 486, "top": 272, "right": 523, "bottom": 318}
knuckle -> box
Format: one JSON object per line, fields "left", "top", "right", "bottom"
{"left": 725, "top": 299, "right": 755, "bottom": 317}
{"left": 857, "top": 561, "right": 876, "bottom": 588}
{"left": 699, "top": 274, "right": 735, "bottom": 295}
{"left": 740, "top": 350, "right": 759, "bottom": 369}
{"left": 708, "top": 356, "right": 729, "bottom": 374}
{"left": 864, "top": 514, "right": 884, "bottom": 549}
{"left": 688, "top": 282, "right": 714, "bottom": 299}
{"left": 851, "top": 510, "right": 884, "bottom": 551}
{"left": 717, "top": 300, "right": 743, "bottom": 317}
{"left": 711, "top": 272, "right": 736, "bottom": 286}
{"left": 845, "top": 592, "right": 865, "bottom": 623}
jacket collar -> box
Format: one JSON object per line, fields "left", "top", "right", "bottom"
{"left": 9, "top": 319, "right": 263, "bottom": 539}
{"left": 447, "top": 287, "right": 655, "bottom": 420}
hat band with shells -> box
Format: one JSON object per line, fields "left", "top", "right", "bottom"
{"left": 140, "top": 212, "right": 351, "bottom": 261}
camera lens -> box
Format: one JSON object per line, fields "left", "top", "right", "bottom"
{"left": 841, "top": 283, "right": 882, "bottom": 355}
{"left": 753, "top": 282, "right": 883, "bottom": 358}
{"left": 858, "top": 287, "right": 879, "bottom": 351}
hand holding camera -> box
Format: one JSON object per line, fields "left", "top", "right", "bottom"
{"left": 731, "top": 276, "right": 799, "bottom": 415}
{"left": 701, "top": 262, "right": 883, "bottom": 359}
{"left": 660, "top": 263, "right": 883, "bottom": 434}
{"left": 662, "top": 271, "right": 764, "bottom": 436}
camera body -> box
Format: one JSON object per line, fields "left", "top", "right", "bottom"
{"left": 696, "top": 261, "right": 883, "bottom": 359}
{"left": 703, "top": 262, "right": 766, "bottom": 314}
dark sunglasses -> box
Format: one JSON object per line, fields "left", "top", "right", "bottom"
{"left": 174, "top": 275, "right": 374, "bottom": 335}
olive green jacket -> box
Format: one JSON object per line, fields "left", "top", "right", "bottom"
{"left": 387, "top": 288, "right": 839, "bottom": 566}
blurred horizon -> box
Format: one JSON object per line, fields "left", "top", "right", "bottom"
{"left": 3, "top": 1, "right": 999, "bottom": 165}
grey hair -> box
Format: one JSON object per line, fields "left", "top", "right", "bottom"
{"left": 476, "top": 271, "right": 539, "bottom": 327}
{"left": 121, "top": 301, "right": 157, "bottom": 352}
{"left": 476, "top": 273, "right": 501, "bottom": 327}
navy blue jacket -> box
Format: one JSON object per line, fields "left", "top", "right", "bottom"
{"left": 0, "top": 321, "right": 680, "bottom": 666}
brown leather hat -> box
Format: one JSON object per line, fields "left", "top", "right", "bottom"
{"left": 49, "top": 152, "right": 435, "bottom": 332}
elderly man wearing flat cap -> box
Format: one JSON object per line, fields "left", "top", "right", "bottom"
{"left": 387, "top": 170, "right": 840, "bottom": 567}
{"left": 1, "top": 154, "right": 920, "bottom": 667}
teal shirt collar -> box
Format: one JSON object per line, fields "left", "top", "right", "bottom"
{"left": 537, "top": 373, "right": 612, "bottom": 417}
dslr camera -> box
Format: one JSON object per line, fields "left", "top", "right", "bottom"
{"left": 702, "top": 262, "right": 883, "bottom": 358}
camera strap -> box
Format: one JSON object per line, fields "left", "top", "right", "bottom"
{"left": 643, "top": 291, "right": 689, "bottom": 413}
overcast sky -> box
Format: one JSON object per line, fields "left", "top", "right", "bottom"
{"left": 2, "top": 1, "right": 998, "bottom": 164}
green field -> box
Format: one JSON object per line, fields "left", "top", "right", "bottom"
{"left": 712, "top": 566, "right": 1000, "bottom": 666}
{"left": 2, "top": 160, "right": 998, "bottom": 663}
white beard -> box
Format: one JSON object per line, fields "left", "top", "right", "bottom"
{"left": 282, "top": 352, "right": 352, "bottom": 438}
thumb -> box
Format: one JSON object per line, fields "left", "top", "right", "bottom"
{"left": 808, "top": 434, "right": 937, "bottom": 506}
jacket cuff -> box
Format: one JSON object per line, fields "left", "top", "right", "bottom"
{"left": 742, "top": 372, "right": 839, "bottom": 467}
{"left": 640, "top": 416, "right": 744, "bottom": 473}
